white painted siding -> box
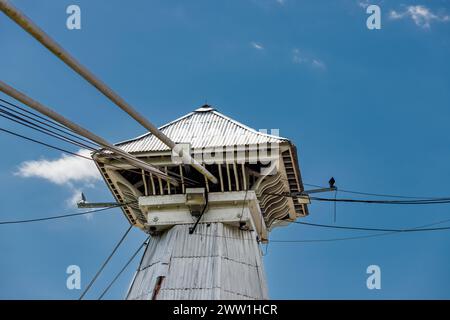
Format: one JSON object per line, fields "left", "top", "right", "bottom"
{"left": 127, "top": 222, "right": 268, "bottom": 300}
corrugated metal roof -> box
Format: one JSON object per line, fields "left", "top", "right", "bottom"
{"left": 126, "top": 223, "right": 268, "bottom": 300}
{"left": 116, "top": 105, "right": 288, "bottom": 153}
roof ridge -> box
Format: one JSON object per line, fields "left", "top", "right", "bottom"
{"left": 210, "top": 110, "right": 288, "bottom": 141}
{"left": 115, "top": 111, "right": 195, "bottom": 146}
{"left": 115, "top": 107, "right": 288, "bottom": 147}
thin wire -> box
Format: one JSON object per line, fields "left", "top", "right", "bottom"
{"left": 5, "top": 120, "right": 450, "bottom": 234}
{"left": 151, "top": 214, "right": 450, "bottom": 245}
{"left": 282, "top": 218, "right": 450, "bottom": 233}
{"left": 192, "top": 229, "right": 385, "bottom": 243}
{"left": 0, "top": 100, "right": 182, "bottom": 184}
{"left": 270, "top": 233, "right": 394, "bottom": 243}
{"left": 99, "top": 153, "right": 195, "bottom": 186}
{"left": 0, "top": 109, "right": 96, "bottom": 150}
{"left": 188, "top": 191, "right": 209, "bottom": 234}
{"left": 192, "top": 215, "right": 450, "bottom": 243}
{"left": 0, "top": 97, "right": 79, "bottom": 133}
{"left": 125, "top": 239, "right": 148, "bottom": 300}
{"left": 79, "top": 224, "right": 133, "bottom": 300}
{"left": 0, "top": 127, "right": 92, "bottom": 159}
{"left": 0, "top": 99, "right": 183, "bottom": 185}
{"left": 271, "top": 216, "right": 450, "bottom": 243}
{"left": 309, "top": 196, "right": 450, "bottom": 205}
{"left": 192, "top": 227, "right": 430, "bottom": 244}
{"left": 98, "top": 237, "right": 149, "bottom": 300}
{"left": 239, "top": 188, "right": 249, "bottom": 226}
{"left": 303, "top": 182, "right": 441, "bottom": 200}
{"left": 264, "top": 191, "right": 450, "bottom": 205}
{"left": 0, "top": 102, "right": 94, "bottom": 146}
{"left": 0, "top": 98, "right": 186, "bottom": 186}
{"left": 0, "top": 101, "right": 98, "bottom": 147}
{"left": 1, "top": 100, "right": 184, "bottom": 185}
{"left": 190, "top": 214, "right": 450, "bottom": 244}
{"left": 6, "top": 96, "right": 447, "bottom": 201}
{"left": 191, "top": 230, "right": 258, "bottom": 242}
{"left": 0, "top": 204, "right": 127, "bottom": 225}
{"left": 0, "top": 125, "right": 183, "bottom": 186}
{"left": 0, "top": 126, "right": 140, "bottom": 175}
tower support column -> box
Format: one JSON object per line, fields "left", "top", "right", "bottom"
{"left": 126, "top": 222, "right": 268, "bottom": 300}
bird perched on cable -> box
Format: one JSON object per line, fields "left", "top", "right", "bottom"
{"left": 329, "top": 177, "right": 336, "bottom": 189}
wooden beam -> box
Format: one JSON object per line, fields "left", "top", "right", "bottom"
{"left": 150, "top": 173, "right": 156, "bottom": 195}
{"left": 179, "top": 165, "right": 185, "bottom": 193}
{"left": 165, "top": 166, "right": 171, "bottom": 195}
{"left": 218, "top": 164, "right": 224, "bottom": 192}
{"left": 241, "top": 163, "right": 247, "bottom": 190}
{"left": 204, "top": 175, "right": 210, "bottom": 192}
{"left": 226, "top": 163, "right": 232, "bottom": 191}
{"left": 233, "top": 162, "right": 240, "bottom": 191}
{"left": 142, "top": 169, "right": 148, "bottom": 196}
{"left": 158, "top": 176, "right": 164, "bottom": 195}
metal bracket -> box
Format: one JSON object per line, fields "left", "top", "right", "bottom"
{"left": 77, "top": 201, "right": 120, "bottom": 209}
{"left": 299, "top": 186, "right": 337, "bottom": 195}
{"left": 188, "top": 192, "right": 209, "bottom": 234}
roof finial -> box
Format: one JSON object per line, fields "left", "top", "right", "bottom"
{"left": 195, "top": 102, "right": 215, "bottom": 112}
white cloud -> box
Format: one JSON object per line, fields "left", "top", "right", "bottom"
{"left": 292, "top": 48, "right": 306, "bottom": 64}
{"left": 250, "top": 41, "right": 264, "bottom": 50}
{"left": 64, "top": 187, "right": 94, "bottom": 218}
{"left": 292, "top": 48, "right": 326, "bottom": 70}
{"left": 15, "top": 149, "right": 102, "bottom": 208}
{"left": 312, "top": 59, "right": 326, "bottom": 70}
{"left": 357, "top": 0, "right": 370, "bottom": 9}
{"left": 390, "top": 5, "right": 449, "bottom": 28}
{"left": 250, "top": 0, "right": 285, "bottom": 9}
{"left": 15, "top": 149, "right": 100, "bottom": 185}
{"left": 66, "top": 187, "right": 83, "bottom": 207}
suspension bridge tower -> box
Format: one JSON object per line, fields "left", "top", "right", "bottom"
{"left": 93, "top": 105, "right": 309, "bottom": 300}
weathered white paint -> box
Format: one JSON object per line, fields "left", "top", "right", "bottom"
{"left": 126, "top": 222, "right": 268, "bottom": 300}
{"left": 140, "top": 191, "right": 269, "bottom": 242}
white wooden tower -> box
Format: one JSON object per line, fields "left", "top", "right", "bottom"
{"left": 93, "top": 105, "right": 309, "bottom": 300}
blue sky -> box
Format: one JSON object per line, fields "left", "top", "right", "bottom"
{"left": 1, "top": 0, "right": 450, "bottom": 299}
